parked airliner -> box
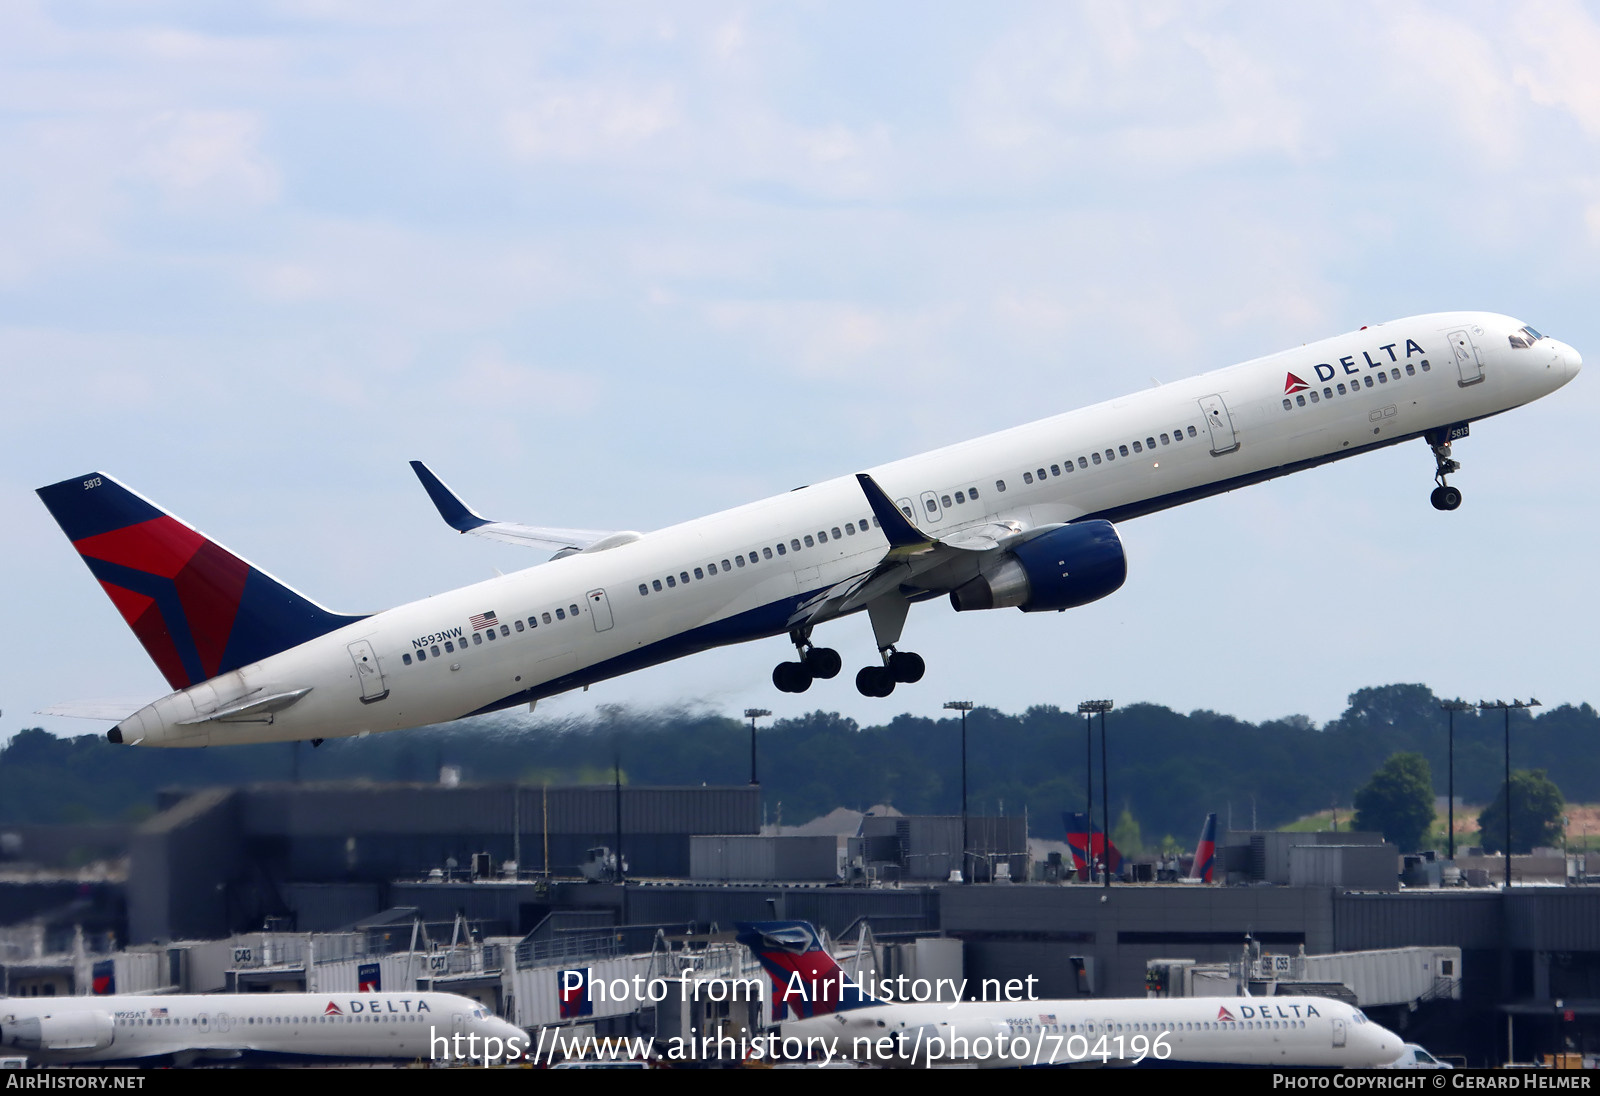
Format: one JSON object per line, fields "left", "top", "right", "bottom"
{"left": 37, "top": 312, "right": 1579, "bottom": 747}
{"left": 736, "top": 920, "right": 1401, "bottom": 1068}
{"left": 0, "top": 990, "right": 525, "bottom": 1066}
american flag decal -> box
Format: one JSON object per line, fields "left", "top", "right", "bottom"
{"left": 470, "top": 611, "right": 498, "bottom": 631}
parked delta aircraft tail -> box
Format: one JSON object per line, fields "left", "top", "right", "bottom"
{"left": 1190, "top": 813, "right": 1219, "bottom": 883}
{"left": 36, "top": 312, "right": 1580, "bottom": 747}
{"left": 734, "top": 920, "right": 1402, "bottom": 1067}
{"left": 1063, "top": 812, "right": 1123, "bottom": 878}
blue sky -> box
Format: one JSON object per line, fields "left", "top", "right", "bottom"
{"left": 5, "top": 2, "right": 1598, "bottom": 744}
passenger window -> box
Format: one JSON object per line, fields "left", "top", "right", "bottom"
{"left": 1146, "top": 438, "right": 1156, "bottom": 449}
{"left": 431, "top": 645, "right": 441, "bottom": 657}
{"left": 416, "top": 649, "right": 426, "bottom": 662}
{"left": 1391, "top": 368, "right": 1400, "bottom": 380}
{"left": 1283, "top": 399, "right": 1292, "bottom": 410}
{"left": 528, "top": 616, "right": 538, "bottom": 628}
{"left": 1036, "top": 468, "right": 1046, "bottom": 480}
{"left": 1160, "top": 434, "right": 1170, "bottom": 445}
{"left": 666, "top": 576, "right": 676, "bottom": 588}
{"left": 653, "top": 579, "right": 662, "bottom": 591}
{"left": 403, "top": 652, "right": 413, "bottom": 665}
{"left": 750, "top": 552, "right": 760, "bottom": 563}
{"left": 542, "top": 612, "right": 552, "bottom": 623}
{"left": 939, "top": 496, "right": 951, "bottom": 509}
{"left": 1049, "top": 465, "right": 1059, "bottom": 477}
{"left": 996, "top": 479, "right": 1007, "bottom": 492}
{"left": 515, "top": 619, "right": 524, "bottom": 631}
{"left": 1118, "top": 446, "right": 1128, "bottom": 457}
{"left": 485, "top": 628, "right": 495, "bottom": 640}
{"left": 776, "top": 543, "right": 786, "bottom": 555}
{"left": 1131, "top": 441, "right": 1142, "bottom": 453}
{"left": 446, "top": 640, "right": 456, "bottom": 652}
{"left": 1091, "top": 452, "right": 1102, "bottom": 465}
{"left": 1377, "top": 371, "right": 1387, "bottom": 384}
{"left": 723, "top": 559, "right": 732, "bottom": 570}
{"left": 1337, "top": 383, "right": 1347, "bottom": 394}
{"left": 830, "top": 529, "right": 840, "bottom": 540}
{"left": 1296, "top": 395, "right": 1305, "bottom": 406}
{"left": 1323, "top": 388, "right": 1332, "bottom": 398}
{"left": 764, "top": 547, "right": 773, "bottom": 559}
{"left": 1421, "top": 360, "right": 1430, "bottom": 371}
{"left": 846, "top": 522, "right": 857, "bottom": 534}
{"left": 555, "top": 608, "right": 566, "bottom": 620}
{"left": 570, "top": 604, "right": 579, "bottom": 616}
{"left": 1405, "top": 363, "right": 1415, "bottom": 376}
{"left": 1023, "top": 472, "right": 1034, "bottom": 485}
{"left": 792, "top": 539, "right": 802, "bottom": 551}
{"left": 803, "top": 535, "right": 814, "bottom": 547}
{"left": 1105, "top": 449, "right": 1115, "bottom": 461}
{"left": 953, "top": 493, "right": 964, "bottom": 505}
{"left": 693, "top": 567, "right": 704, "bottom": 579}
{"left": 1063, "top": 462, "right": 1073, "bottom": 473}
{"left": 707, "top": 563, "right": 716, "bottom": 575}
{"left": 500, "top": 625, "right": 509, "bottom": 637}
{"left": 816, "top": 531, "right": 827, "bottom": 543}
{"left": 1187, "top": 426, "right": 1197, "bottom": 437}
{"left": 1363, "top": 375, "right": 1374, "bottom": 388}
{"left": 1309, "top": 391, "right": 1319, "bottom": 403}
{"left": 680, "top": 571, "right": 690, "bottom": 583}
{"left": 735, "top": 555, "right": 745, "bottom": 567}
{"left": 639, "top": 584, "right": 648, "bottom": 596}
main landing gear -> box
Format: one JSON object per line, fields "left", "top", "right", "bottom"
{"left": 854, "top": 647, "right": 925, "bottom": 698}
{"left": 772, "top": 627, "right": 842, "bottom": 694}
{"left": 1426, "top": 429, "right": 1463, "bottom": 511}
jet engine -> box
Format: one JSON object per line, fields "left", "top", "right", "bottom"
{"left": 0, "top": 1010, "right": 115, "bottom": 1052}
{"left": 949, "top": 521, "right": 1126, "bottom": 613}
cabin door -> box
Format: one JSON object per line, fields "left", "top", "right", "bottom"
{"left": 587, "top": 589, "right": 614, "bottom": 632}
{"left": 1332, "top": 1018, "right": 1347, "bottom": 1047}
{"left": 348, "top": 640, "right": 389, "bottom": 703}
{"left": 1198, "top": 395, "right": 1240, "bottom": 455}
{"left": 1448, "top": 329, "right": 1483, "bottom": 386}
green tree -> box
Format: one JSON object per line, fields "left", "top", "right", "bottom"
{"left": 1352, "top": 752, "right": 1435, "bottom": 851}
{"left": 1477, "top": 770, "right": 1565, "bottom": 854}
{"left": 1112, "top": 806, "right": 1144, "bottom": 860}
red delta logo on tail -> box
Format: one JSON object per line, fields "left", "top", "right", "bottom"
{"left": 35, "top": 473, "right": 364, "bottom": 693}
{"left": 734, "top": 921, "right": 875, "bottom": 1020}
{"left": 1284, "top": 372, "right": 1309, "bottom": 394}
{"left": 1062, "top": 811, "right": 1122, "bottom": 878}
{"left": 1189, "top": 812, "right": 1218, "bottom": 883}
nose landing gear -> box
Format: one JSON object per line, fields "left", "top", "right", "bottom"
{"left": 1427, "top": 429, "right": 1463, "bottom": 511}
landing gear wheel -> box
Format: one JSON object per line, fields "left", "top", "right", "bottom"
{"left": 887, "top": 650, "right": 925, "bottom": 684}
{"left": 1430, "top": 485, "right": 1462, "bottom": 511}
{"left": 803, "top": 646, "right": 842, "bottom": 680}
{"left": 855, "top": 665, "right": 896, "bottom": 698}
{"left": 772, "top": 661, "right": 814, "bottom": 693}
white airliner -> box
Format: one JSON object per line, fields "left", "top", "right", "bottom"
{"left": 37, "top": 311, "right": 1579, "bottom": 747}
{"left": 735, "top": 921, "right": 1401, "bottom": 1068}
{"left": 0, "top": 990, "right": 526, "bottom": 1066}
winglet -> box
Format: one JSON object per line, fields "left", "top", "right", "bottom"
{"left": 410, "top": 461, "right": 490, "bottom": 533}
{"left": 855, "top": 474, "right": 926, "bottom": 548}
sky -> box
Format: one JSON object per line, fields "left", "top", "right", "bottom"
{"left": 4, "top": 2, "right": 1599, "bottom": 746}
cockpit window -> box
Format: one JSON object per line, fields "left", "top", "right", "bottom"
{"left": 1509, "top": 326, "right": 1545, "bottom": 349}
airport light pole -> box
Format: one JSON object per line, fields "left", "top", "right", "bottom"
{"left": 1441, "top": 700, "right": 1474, "bottom": 861}
{"left": 744, "top": 708, "right": 771, "bottom": 787}
{"left": 945, "top": 701, "right": 975, "bottom": 884}
{"left": 1478, "top": 698, "right": 1540, "bottom": 888}
{"left": 1079, "top": 700, "right": 1114, "bottom": 887}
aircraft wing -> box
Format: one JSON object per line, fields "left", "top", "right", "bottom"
{"left": 786, "top": 473, "right": 1053, "bottom": 629}
{"left": 410, "top": 461, "right": 628, "bottom": 555}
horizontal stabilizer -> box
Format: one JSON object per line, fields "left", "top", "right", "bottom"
{"left": 409, "top": 461, "right": 628, "bottom": 555}
{"left": 36, "top": 698, "right": 154, "bottom": 721}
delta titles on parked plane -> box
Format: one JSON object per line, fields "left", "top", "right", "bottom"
{"left": 0, "top": 990, "right": 526, "bottom": 1066}
{"left": 37, "top": 312, "right": 1579, "bottom": 747}
{"left": 735, "top": 920, "right": 1402, "bottom": 1069}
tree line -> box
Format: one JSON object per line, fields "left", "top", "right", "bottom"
{"left": 2, "top": 683, "right": 1595, "bottom": 842}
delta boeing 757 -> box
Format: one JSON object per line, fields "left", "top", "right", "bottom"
{"left": 36, "top": 312, "right": 1579, "bottom": 747}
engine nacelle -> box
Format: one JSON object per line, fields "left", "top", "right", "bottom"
{"left": 950, "top": 520, "right": 1126, "bottom": 613}
{"left": 0, "top": 1010, "right": 115, "bottom": 1052}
